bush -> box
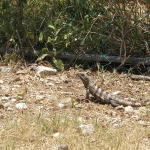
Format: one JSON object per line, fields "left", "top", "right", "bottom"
{"left": 0, "top": 0, "right": 150, "bottom": 57}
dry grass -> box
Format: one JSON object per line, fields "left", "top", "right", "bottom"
{"left": 0, "top": 112, "right": 150, "bottom": 150}
{"left": 0, "top": 65, "right": 150, "bottom": 150}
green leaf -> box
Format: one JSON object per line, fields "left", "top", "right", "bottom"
{"left": 42, "top": 48, "right": 48, "bottom": 54}
{"left": 48, "top": 24, "right": 55, "bottom": 30}
{"left": 65, "top": 41, "right": 70, "bottom": 47}
{"left": 55, "top": 28, "right": 62, "bottom": 36}
{"left": 52, "top": 58, "right": 64, "bottom": 71}
{"left": 47, "top": 36, "right": 55, "bottom": 43}
{"left": 64, "top": 34, "right": 68, "bottom": 40}
{"left": 39, "top": 32, "right": 43, "bottom": 42}
{"left": 36, "top": 54, "right": 48, "bottom": 62}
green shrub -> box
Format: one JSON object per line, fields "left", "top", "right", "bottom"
{"left": 0, "top": 0, "right": 150, "bottom": 58}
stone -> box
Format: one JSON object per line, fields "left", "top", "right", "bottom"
{"left": 0, "top": 85, "right": 9, "bottom": 91}
{"left": 52, "top": 132, "right": 61, "bottom": 137}
{"left": 58, "top": 103, "right": 66, "bottom": 108}
{"left": 111, "top": 117, "right": 122, "bottom": 127}
{"left": 1, "top": 96, "right": 11, "bottom": 102}
{"left": 35, "top": 66, "right": 57, "bottom": 76}
{"left": 13, "top": 85, "right": 21, "bottom": 88}
{"left": 47, "top": 82, "right": 55, "bottom": 86}
{"left": 0, "top": 66, "right": 11, "bottom": 73}
{"left": 0, "top": 80, "right": 4, "bottom": 84}
{"left": 11, "top": 98, "right": 17, "bottom": 102}
{"left": 16, "top": 103, "right": 28, "bottom": 110}
{"left": 124, "top": 106, "right": 134, "bottom": 113}
{"left": 78, "top": 124, "right": 95, "bottom": 134}
{"left": 36, "top": 95, "right": 45, "bottom": 100}
{"left": 77, "top": 117, "right": 85, "bottom": 122}
{"left": 57, "top": 144, "right": 69, "bottom": 150}
{"left": 3, "top": 102, "right": 12, "bottom": 108}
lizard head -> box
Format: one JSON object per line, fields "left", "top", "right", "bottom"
{"left": 76, "top": 72, "right": 90, "bottom": 87}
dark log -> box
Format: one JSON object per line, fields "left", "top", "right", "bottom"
{"left": 1, "top": 47, "right": 150, "bottom": 65}
{"left": 59, "top": 52, "right": 150, "bottom": 65}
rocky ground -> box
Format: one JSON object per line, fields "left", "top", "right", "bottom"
{"left": 0, "top": 64, "right": 150, "bottom": 150}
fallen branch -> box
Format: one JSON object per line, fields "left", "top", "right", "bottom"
{"left": 59, "top": 52, "right": 150, "bottom": 65}
{"left": 130, "top": 75, "right": 150, "bottom": 81}
{"left": 1, "top": 47, "right": 150, "bottom": 65}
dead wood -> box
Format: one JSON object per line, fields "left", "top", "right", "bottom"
{"left": 59, "top": 52, "right": 150, "bottom": 65}
{"left": 1, "top": 47, "right": 150, "bottom": 66}
{"left": 130, "top": 75, "right": 150, "bottom": 81}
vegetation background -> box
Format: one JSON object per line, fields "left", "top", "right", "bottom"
{"left": 0, "top": 0, "right": 150, "bottom": 61}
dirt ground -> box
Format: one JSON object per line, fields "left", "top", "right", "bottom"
{"left": 0, "top": 63, "right": 150, "bottom": 150}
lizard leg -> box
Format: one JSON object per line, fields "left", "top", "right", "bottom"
{"left": 110, "top": 100, "right": 120, "bottom": 107}
{"left": 86, "top": 89, "right": 90, "bottom": 99}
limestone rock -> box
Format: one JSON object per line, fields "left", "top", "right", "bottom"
{"left": 0, "top": 66, "right": 11, "bottom": 73}
{"left": 78, "top": 124, "right": 95, "bottom": 134}
{"left": 35, "top": 66, "right": 57, "bottom": 76}
{"left": 16, "top": 103, "right": 28, "bottom": 110}
{"left": 124, "top": 106, "right": 134, "bottom": 113}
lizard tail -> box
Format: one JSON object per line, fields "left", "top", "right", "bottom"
{"left": 141, "top": 100, "right": 150, "bottom": 106}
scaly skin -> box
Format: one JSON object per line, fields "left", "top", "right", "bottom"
{"left": 77, "top": 72, "right": 148, "bottom": 107}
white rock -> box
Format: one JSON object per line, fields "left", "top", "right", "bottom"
{"left": 11, "top": 98, "right": 17, "bottom": 102}
{"left": 0, "top": 80, "right": 4, "bottom": 84}
{"left": 35, "top": 66, "right": 57, "bottom": 76}
{"left": 58, "top": 103, "right": 65, "bottom": 108}
{"left": 78, "top": 124, "right": 95, "bottom": 134}
{"left": 124, "top": 106, "right": 134, "bottom": 113}
{"left": 0, "top": 66, "right": 11, "bottom": 72}
{"left": 0, "top": 85, "right": 9, "bottom": 90}
{"left": 77, "top": 117, "right": 85, "bottom": 122}
{"left": 13, "top": 85, "right": 21, "bottom": 88}
{"left": 36, "top": 95, "right": 45, "bottom": 100}
{"left": 112, "top": 123, "right": 120, "bottom": 127}
{"left": 38, "top": 106, "right": 44, "bottom": 110}
{"left": 137, "top": 120, "right": 148, "bottom": 126}
{"left": 57, "top": 144, "right": 69, "bottom": 150}
{"left": 47, "top": 82, "right": 55, "bottom": 86}
{"left": 3, "top": 102, "right": 12, "bottom": 108}
{"left": 52, "top": 132, "right": 61, "bottom": 137}
{"left": 16, "top": 103, "right": 28, "bottom": 110}
{"left": 16, "top": 95, "right": 24, "bottom": 100}
{"left": 1, "top": 96, "right": 11, "bottom": 102}
{"left": 111, "top": 117, "right": 122, "bottom": 127}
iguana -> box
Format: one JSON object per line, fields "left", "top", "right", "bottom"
{"left": 77, "top": 72, "right": 149, "bottom": 107}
